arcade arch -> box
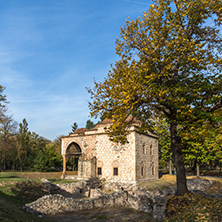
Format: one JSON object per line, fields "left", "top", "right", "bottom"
{"left": 62, "top": 142, "right": 82, "bottom": 178}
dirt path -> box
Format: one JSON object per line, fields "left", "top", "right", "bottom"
{"left": 45, "top": 207, "right": 153, "bottom": 222}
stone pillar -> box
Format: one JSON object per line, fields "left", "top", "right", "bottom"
{"left": 91, "top": 156, "right": 97, "bottom": 177}
{"left": 61, "top": 155, "right": 67, "bottom": 179}
{"left": 77, "top": 156, "right": 97, "bottom": 180}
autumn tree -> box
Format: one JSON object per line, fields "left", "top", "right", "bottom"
{"left": 0, "top": 112, "right": 17, "bottom": 170}
{"left": 88, "top": 0, "right": 222, "bottom": 195}
{"left": 17, "top": 118, "right": 30, "bottom": 171}
{"left": 0, "top": 87, "right": 17, "bottom": 171}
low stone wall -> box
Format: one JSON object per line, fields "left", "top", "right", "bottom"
{"left": 23, "top": 191, "right": 153, "bottom": 216}
{"left": 187, "top": 178, "right": 215, "bottom": 191}
{"left": 45, "top": 177, "right": 102, "bottom": 196}
{"left": 103, "top": 181, "right": 137, "bottom": 192}
{"left": 25, "top": 178, "right": 218, "bottom": 221}
{"left": 53, "top": 182, "right": 88, "bottom": 195}
{"left": 192, "top": 190, "right": 222, "bottom": 199}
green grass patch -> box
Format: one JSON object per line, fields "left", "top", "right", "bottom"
{"left": 0, "top": 194, "right": 50, "bottom": 222}
{"left": 48, "top": 178, "right": 77, "bottom": 184}
{"left": 139, "top": 175, "right": 176, "bottom": 191}
{"left": 0, "top": 179, "right": 52, "bottom": 222}
{"left": 0, "top": 171, "right": 63, "bottom": 180}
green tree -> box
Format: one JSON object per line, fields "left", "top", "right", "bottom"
{"left": 45, "top": 142, "right": 62, "bottom": 169}
{"left": 0, "top": 85, "right": 6, "bottom": 110}
{"left": 153, "top": 117, "right": 172, "bottom": 172}
{"left": 0, "top": 86, "right": 7, "bottom": 124}
{"left": 33, "top": 150, "right": 48, "bottom": 172}
{"left": 27, "top": 132, "right": 62, "bottom": 171}
{"left": 86, "top": 119, "right": 94, "bottom": 129}
{"left": 26, "top": 132, "right": 50, "bottom": 171}
{"left": 88, "top": 0, "right": 222, "bottom": 195}
{"left": 70, "top": 122, "right": 78, "bottom": 133}
{"left": 17, "top": 118, "right": 30, "bottom": 171}
{"left": 183, "top": 110, "right": 222, "bottom": 175}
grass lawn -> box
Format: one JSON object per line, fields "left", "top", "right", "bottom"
{"left": 0, "top": 173, "right": 49, "bottom": 221}
{"left": 0, "top": 171, "right": 78, "bottom": 222}
{"left": 139, "top": 174, "right": 177, "bottom": 191}
{"left": 0, "top": 171, "right": 221, "bottom": 221}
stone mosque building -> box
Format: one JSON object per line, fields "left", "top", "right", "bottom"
{"left": 61, "top": 117, "right": 158, "bottom": 183}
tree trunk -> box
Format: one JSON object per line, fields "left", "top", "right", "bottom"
{"left": 220, "top": 161, "right": 221, "bottom": 173}
{"left": 196, "top": 162, "right": 200, "bottom": 177}
{"left": 171, "top": 122, "right": 188, "bottom": 195}
{"left": 192, "top": 160, "right": 197, "bottom": 172}
{"left": 208, "top": 161, "right": 212, "bottom": 170}
{"left": 169, "top": 158, "right": 172, "bottom": 175}
{"left": 164, "top": 161, "right": 167, "bottom": 170}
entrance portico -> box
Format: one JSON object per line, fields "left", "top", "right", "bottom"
{"left": 61, "top": 128, "right": 97, "bottom": 179}
{"left": 61, "top": 140, "right": 82, "bottom": 179}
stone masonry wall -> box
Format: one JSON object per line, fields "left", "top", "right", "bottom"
{"left": 23, "top": 191, "right": 153, "bottom": 216}
{"left": 95, "top": 132, "right": 136, "bottom": 183}
{"left": 61, "top": 122, "right": 158, "bottom": 183}
{"left": 135, "top": 133, "right": 158, "bottom": 181}
{"left": 78, "top": 156, "right": 96, "bottom": 179}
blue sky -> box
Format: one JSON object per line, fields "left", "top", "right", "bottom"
{"left": 0, "top": 0, "right": 151, "bottom": 140}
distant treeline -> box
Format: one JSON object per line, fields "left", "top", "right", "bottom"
{"left": 0, "top": 86, "right": 62, "bottom": 171}
{"left": 0, "top": 116, "right": 62, "bottom": 172}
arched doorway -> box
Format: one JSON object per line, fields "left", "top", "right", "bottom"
{"left": 62, "top": 142, "right": 82, "bottom": 178}
{"left": 66, "top": 142, "right": 82, "bottom": 171}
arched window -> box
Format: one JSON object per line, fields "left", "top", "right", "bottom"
{"left": 113, "top": 167, "right": 118, "bottom": 176}
{"left": 141, "top": 166, "right": 144, "bottom": 176}
{"left": 152, "top": 166, "right": 155, "bottom": 175}
{"left": 97, "top": 167, "right": 102, "bottom": 175}
{"left": 97, "top": 160, "right": 103, "bottom": 176}
{"left": 112, "top": 160, "right": 119, "bottom": 176}
{"left": 143, "top": 143, "right": 146, "bottom": 154}
{"left": 150, "top": 144, "right": 153, "bottom": 155}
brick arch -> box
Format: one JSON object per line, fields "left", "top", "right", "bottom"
{"left": 61, "top": 140, "right": 83, "bottom": 179}
{"left": 65, "top": 140, "right": 82, "bottom": 155}
{"left": 112, "top": 160, "right": 119, "bottom": 167}
{"left": 66, "top": 142, "right": 82, "bottom": 155}
{"left": 97, "top": 160, "right": 103, "bottom": 167}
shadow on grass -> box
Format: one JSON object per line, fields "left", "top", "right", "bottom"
{"left": 0, "top": 175, "right": 21, "bottom": 179}
{"left": 10, "top": 181, "right": 49, "bottom": 205}
{"left": 0, "top": 189, "right": 50, "bottom": 222}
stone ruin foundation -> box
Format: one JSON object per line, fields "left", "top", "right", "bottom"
{"left": 23, "top": 178, "right": 222, "bottom": 221}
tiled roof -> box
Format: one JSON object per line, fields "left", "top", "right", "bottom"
{"left": 100, "top": 115, "right": 142, "bottom": 124}
{"left": 73, "top": 128, "right": 88, "bottom": 134}
{"left": 100, "top": 118, "right": 113, "bottom": 124}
